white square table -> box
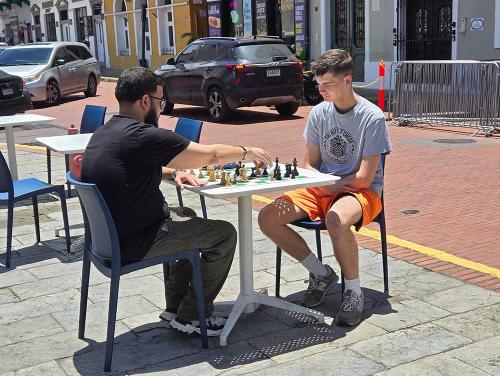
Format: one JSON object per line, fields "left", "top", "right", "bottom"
{"left": 181, "top": 164, "right": 341, "bottom": 346}
{"left": 0, "top": 114, "right": 56, "bottom": 180}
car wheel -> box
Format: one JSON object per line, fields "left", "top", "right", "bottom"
{"left": 84, "top": 75, "right": 97, "bottom": 97}
{"left": 276, "top": 101, "right": 300, "bottom": 116}
{"left": 207, "top": 87, "right": 232, "bottom": 122}
{"left": 46, "top": 80, "right": 61, "bottom": 106}
{"left": 161, "top": 97, "right": 174, "bottom": 115}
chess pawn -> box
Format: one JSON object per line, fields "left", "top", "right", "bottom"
{"left": 263, "top": 167, "right": 268, "bottom": 176}
{"left": 255, "top": 166, "right": 261, "bottom": 176}
{"left": 198, "top": 169, "right": 204, "bottom": 178}
{"left": 242, "top": 170, "right": 249, "bottom": 182}
{"left": 250, "top": 167, "right": 256, "bottom": 178}
{"left": 233, "top": 174, "right": 238, "bottom": 184}
{"left": 215, "top": 169, "right": 220, "bottom": 179}
{"left": 208, "top": 171, "right": 216, "bottom": 182}
{"left": 189, "top": 169, "right": 195, "bottom": 175}
{"left": 220, "top": 172, "right": 226, "bottom": 185}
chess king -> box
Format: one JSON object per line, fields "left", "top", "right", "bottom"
{"left": 258, "top": 49, "right": 392, "bottom": 326}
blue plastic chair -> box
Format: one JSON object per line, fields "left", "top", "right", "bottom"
{"left": 173, "top": 117, "right": 208, "bottom": 218}
{"left": 67, "top": 172, "right": 208, "bottom": 372}
{"left": 46, "top": 105, "right": 107, "bottom": 197}
{"left": 275, "top": 153, "right": 389, "bottom": 297}
{"left": 0, "top": 151, "right": 70, "bottom": 268}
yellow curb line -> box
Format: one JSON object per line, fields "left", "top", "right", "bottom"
{"left": 252, "top": 194, "right": 500, "bottom": 279}
{"left": 0, "top": 142, "right": 47, "bottom": 152}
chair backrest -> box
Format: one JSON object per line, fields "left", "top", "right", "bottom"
{"left": 174, "top": 117, "right": 203, "bottom": 142}
{"left": 67, "top": 172, "right": 121, "bottom": 264}
{"left": 80, "top": 105, "right": 107, "bottom": 134}
{"left": 0, "top": 151, "right": 13, "bottom": 196}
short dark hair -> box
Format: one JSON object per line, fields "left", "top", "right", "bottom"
{"left": 115, "top": 67, "right": 163, "bottom": 103}
{"left": 311, "top": 49, "right": 354, "bottom": 77}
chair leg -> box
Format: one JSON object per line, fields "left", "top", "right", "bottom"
{"left": 57, "top": 187, "right": 71, "bottom": 253}
{"left": 341, "top": 273, "right": 345, "bottom": 299}
{"left": 275, "top": 246, "right": 282, "bottom": 297}
{"left": 200, "top": 195, "right": 208, "bottom": 219}
{"left": 78, "top": 251, "right": 91, "bottom": 339}
{"left": 379, "top": 219, "right": 389, "bottom": 295}
{"left": 176, "top": 187, "right": 184, "bottom": 208}
{"left": 5, "top": 202, "right": 14, "bottom": 268}
{"left": 46, "top": 148, "right": 51, "bottom": 184}
{"left": 104, "top": 275, "right": 120, "bottom": 372}
{"left": 64, "top": 154, "right": 72, "bottom": 198}
{"left": 190, "top": 253, "right": 208, "bottom": 349}
{"left": 315, "top": 229, "right": 323, "bottom": 262}
{"left": 163, "top": 262, "right": 170, "bottom": 309}
{"left": 32, "top": 196, "right": 41, "bottom": 244}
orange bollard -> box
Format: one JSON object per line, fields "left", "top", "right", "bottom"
{"left": 378, "top": 60, "right": 386, "bottom": 112}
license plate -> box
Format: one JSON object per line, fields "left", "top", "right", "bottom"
{"left": 1, "top": 87, "right": 14, "bottom": 96}
{"left": 266, "top": 68, "right": 281, "bottom": 77}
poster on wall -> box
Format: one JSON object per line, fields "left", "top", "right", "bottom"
{"left": 243, "top": 0, "right": 252, "bottom": 36}
{"left": 230, "top": 0, "right": 244, "bottom": 37}
{"left": 255, "top": 0, "right": 267, "bottom": 36}
{"left": 208, "top": 1, "right": 222, "bottom": 37}
{"left": 295, "top": 0, "right": 308, "bottom": 59}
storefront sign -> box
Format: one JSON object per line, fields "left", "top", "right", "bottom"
{"left": 243, "top": 0, "right": 252, "bottom": 36}
{"left": 207, "top": 1, "right": 222, "bottom": 37}
{"left": 295, "top": 0, "right": 308, "bottom": 58}
{"left": 255, "top": 0, "right": 267, "bottom": 36}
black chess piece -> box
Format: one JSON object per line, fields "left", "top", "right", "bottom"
{"left": 275, "top": 156, "right": 279, "bottom": 170}
{"left": 276, "top": 165, "right": 282, "bottom": 180}
{"left": 235, "top": 166, "right": 240, "bottom": 177}
{"left": 263, "top": 167, "right": 268, "bottom": 176}
{"left": 293, "top": 158, "right": 299, "bottom": 177}
{"left": 284, "top": 163, "right": 290, "bottom": 178}
{"left": 250, "top": 167, "right": 256, "bottom": 178}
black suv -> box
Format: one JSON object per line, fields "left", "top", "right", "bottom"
{"left": 155, "top": 37, "right": 303, "bottom": 121}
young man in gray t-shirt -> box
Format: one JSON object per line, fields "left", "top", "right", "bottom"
{"left": 259, "top": 49, "right": 392, "bottom": 326}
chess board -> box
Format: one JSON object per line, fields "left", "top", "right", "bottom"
{"left": 189, "top": 163, "right": 341, "bottom": 199}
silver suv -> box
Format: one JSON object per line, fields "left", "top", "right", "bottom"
{"left": 0, "top": 42, "right": 101, "bottom": 105}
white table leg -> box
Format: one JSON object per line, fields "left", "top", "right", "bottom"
{"left": 5, "top": 126, "right": 18, "bottom": 180}
{"left": 219, "top": 195, "right": 324, "bottom": 346}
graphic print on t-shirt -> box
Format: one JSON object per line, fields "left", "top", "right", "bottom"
{"left": 323, "top": 127, "right": 357, "bottom": 164}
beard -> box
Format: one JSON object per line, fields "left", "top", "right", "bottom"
{"left": 145, "top": 107, "right": 159, "bottom": 127}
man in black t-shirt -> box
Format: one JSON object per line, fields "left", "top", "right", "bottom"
{"left": 82, "top": 67, "right": 271, "bottom": 337}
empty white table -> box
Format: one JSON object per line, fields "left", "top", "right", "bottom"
{"left": 183, "top": 164, "right": 340, "bottom": 346}
{"left": 0, "top": 114, "right": 56, "bottom": 180}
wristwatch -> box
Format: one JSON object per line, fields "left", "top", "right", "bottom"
{"left": 239, "top": 146, "right": 248, "bottom": 160}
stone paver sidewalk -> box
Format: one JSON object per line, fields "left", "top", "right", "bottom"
{"left": 0, "top": 149, "right": 499, "bottom": 375}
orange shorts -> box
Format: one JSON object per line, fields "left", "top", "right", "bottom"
{"left": 281, "top": 187, "right": 382, "bottom": 231}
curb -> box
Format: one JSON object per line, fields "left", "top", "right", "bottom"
{"left": 101, "top": 77, "right": 119, "bottom": 82}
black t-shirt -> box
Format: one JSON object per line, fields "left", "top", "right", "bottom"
{"left": 81, "top": 115, "right": 190, "bottom": 264}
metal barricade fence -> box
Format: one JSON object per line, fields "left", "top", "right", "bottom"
{"left": 388, "top": 60, "right": 500, "bottom": 136}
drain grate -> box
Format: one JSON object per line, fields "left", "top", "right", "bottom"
{"left": 433, "top": 139, "right": 477, "bottom": 144}
{"left": 401, "top": 209, "right": 420, "bottom": 215}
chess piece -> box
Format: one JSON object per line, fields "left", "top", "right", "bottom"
{"left": 284, "top": 163, "right": 291, "bottom": 178}
{"left": 255, "top": 166, "right": 261, "bottom": 176}
{"left": 208, "top": 170, "right": 216, "bottom": 182}
{"left": 275, "top": 156, "right": 279, "bottom": 170}
{"left": 250, "top": 167, "right": 256, "bottom": 178}
{"left": 198, "top": 169, "right": 204, "bottom": 178}
{"left": 263, "top": 167, "right": 268, "bottom": 176}
{"left": 225, "top": 175, "right": 232, "bottom": 187}
{"left": 242, "top": 170, "right": 249, "bottom": 182}
{"left": 276, "top": 165, "right": 282, "bottom": 180}
{"left": 220, "top": 172, "right": 226, "bottom": 185}
{"left": 215, "top": 169, "right": 220, "bottom": 179}
{"left": 233, "top": 173, "right": 238, "bottom": 184}
{"left": 189, "top": 169, "right": 195, "bottom": 175}
{"left": 293, "top": 158, "right": 299, "bottom": 177}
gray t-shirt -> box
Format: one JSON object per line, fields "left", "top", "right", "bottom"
{"left": 304, "top": 96, "right": 392, "bottom": 195}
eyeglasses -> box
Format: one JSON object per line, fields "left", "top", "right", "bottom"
{"left": 148, "top": 94, "right": 167, "bottom": 109}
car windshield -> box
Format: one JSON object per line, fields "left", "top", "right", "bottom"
{"left": 0, "top": 47, "right": 53, "bottom": 66}
{"left": 234, "top": 43, "right": 295, "bottom": 63}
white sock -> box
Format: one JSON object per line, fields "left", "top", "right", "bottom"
{"left": 344, "top": 277, "right": 361, "bottom": 296}
{"left": 301, "top": 252, "right": 329, "bottom": 278}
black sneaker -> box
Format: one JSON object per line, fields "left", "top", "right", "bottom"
{"left": 159, "top": 307, "right": 177, "bottom": 322}
{"left": 302, "top": 265, "right": 339, "bottom": 308}
{"left": 170, "top": 314, "right": 226, "bottom": 337}
{"left": 335, "top": 289, "right": 364, "bottom": 326}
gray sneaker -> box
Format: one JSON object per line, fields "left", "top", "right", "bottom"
{"left": 302, "top": 265, "right": 339, "bottom": 308}
{"left": 335, "top": 289, "right": 364, "bottom": 326}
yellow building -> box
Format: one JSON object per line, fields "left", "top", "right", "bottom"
{"left": 103, "top": 0, "right": 207, "bottom": 70}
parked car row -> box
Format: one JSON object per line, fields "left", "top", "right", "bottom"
{"left": 0, "top": 42, "right": 100, "bottom": 115}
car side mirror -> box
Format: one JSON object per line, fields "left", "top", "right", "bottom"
{"left": 55, "top": 58, "right": 66, "bottom": 66}
{"left": 166, "top": 57, "right": 175, "bottom": 65}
